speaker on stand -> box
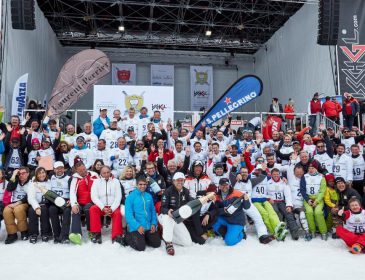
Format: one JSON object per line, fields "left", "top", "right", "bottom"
{"left": 317, "top": 0, "right": 340, "bottom": 45}
{"left": 11, "top": 0, "right": 36, "bottom": 30}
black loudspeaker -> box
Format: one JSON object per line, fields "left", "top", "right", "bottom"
{"left": 317, "top": 0, "right": 339, "bottom": 45}
{"left": 11, "top": 0, "right": 36, "bottom": 30}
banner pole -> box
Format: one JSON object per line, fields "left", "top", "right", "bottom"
{"left": 335, "top": 45, "right": 341, "bottom": 96}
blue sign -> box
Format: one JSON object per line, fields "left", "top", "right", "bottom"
{"left": 193, "top": 75, "right": 263, "bottom": 132}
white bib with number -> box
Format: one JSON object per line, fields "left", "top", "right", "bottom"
{"left": 314, "top": 152, "right": 333, "bottom": 173}
{"left": 50, "top": 175, "right": 71, "bottom": 199}
{"left": 9, "top": 149, "right": 21, "bottom": 168}
{"left": 344, "top": 210, "right": 365, "bottom": 234}
{"left": 267, "top": 179, "right": 286, "bottom": 201}
{"left": 342, "top": 137, "right": 355, "bottom": 155}
{"left": 352, "top": 156, "right": 365, "bottom": 181}
{"left": 251, "top": 179, "right": 268, "bottom": 199}
{"left": 304, "top": 174, "right": 322, "bottom": 196}
{"left": 121, "top": 179, "right": 136, "bottom": 197}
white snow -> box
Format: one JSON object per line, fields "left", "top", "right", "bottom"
{"left": 0, "top": 223, "right": 363, "bottom": 280}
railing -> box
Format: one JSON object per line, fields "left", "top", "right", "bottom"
{"left": 23, "top": 109, "right": 359, "bottom": 137}
{"left": 315, "top": 113, "right": 341, "bottom": 135}
{"left": 174, "top": 111, "right": 308, "bottom": 133}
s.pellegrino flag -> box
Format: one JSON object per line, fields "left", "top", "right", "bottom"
{"left": 11, "top": 73, "right": 28, "bottom": 122}
{"left": 46, "top": 49, "right": 110, "bottom": 119}
{"left": 337, "top": 0, "right": 365, "bottom": 98}
{"left": 193, "top": 75, "right": 263, "bottom": 133}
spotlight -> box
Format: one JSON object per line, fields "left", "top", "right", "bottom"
{"left": 205, "top": 30, "right": 212, "bottom": 36}
{"left": 118, "top": 25, "right": 125, "bottom": 32}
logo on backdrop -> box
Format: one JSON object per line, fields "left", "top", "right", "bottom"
{"left": 194, "top": 70, "right": 209, "bottom": 85}
{"left": 194, "top": 90, "right": 208, "bottom": 97}
{"left": 123, "top": 90, "right": 144, "bottom": 113}
{"left": 116, "top": 68, "right": 131, "bottom": 84}
{"left": 204, "top": 91, "right": 258, "bottom": 125}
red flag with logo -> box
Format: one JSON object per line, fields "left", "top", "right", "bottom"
{"left": 262, "top": 116, "right": 282, "bottom": 140}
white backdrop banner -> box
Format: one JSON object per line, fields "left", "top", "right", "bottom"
{"left": 11, "top": 73, "right": 28, "bottom": 121}
{"left": 93, "top": 85, "right": 174, "bottom": 121}
{"left": 190, "top": 65, "right": 213, "bottom": 111}
{"left": 112, "top": 63, "right": 136, "bottom": 85}
{"left": 151, "top": 65, "right": 174, "bottom": 86}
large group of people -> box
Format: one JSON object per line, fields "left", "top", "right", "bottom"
{"left": 0, "top": 101, "right": 365, "bottom": 256}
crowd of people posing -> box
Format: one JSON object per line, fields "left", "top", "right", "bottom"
{"left": 0, "top": 105, "right": 365, "bottom": 256}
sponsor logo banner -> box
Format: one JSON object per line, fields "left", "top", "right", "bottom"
{"left": 112, "top": 63, "right": 136, "bottom": 85}
{"left": 193, "top": 75, "right": 263, "bottom": 133}
{"left": 11, "top": 73, "right": 28, "bottom": 121}
{"left": 338, "top": 0, "right": 365, "bottom": 99}
{"left": 47, "top": 49, "right": 110, "bottom": 118}
{"left": 93, "top": 85, "right": 174, "bottom": 121}
{"left": 190, "top": 65, "right": 213, "bottom": 110}
{"left": 151, "top": 65, "right": 174, "bottom": 86}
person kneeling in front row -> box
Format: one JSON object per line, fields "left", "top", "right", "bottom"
{"left": 125, "top": 176, "right": 161, "bottom": 251}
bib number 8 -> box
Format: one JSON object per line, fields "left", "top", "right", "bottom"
{"left": 309, "top": 187, "right": 315, "bottom": 195}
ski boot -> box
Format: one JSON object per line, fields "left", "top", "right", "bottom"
{"left": 291, "top": 230, "right": 300, "bottom": 241}
{"left": 274, "top": 222, "right": 287, "bottom": 241}
{"left": 5, "top": 234, "right": 18, "bottom": 244}
{"left": 91, "top": 233, "right": 102, "bottom": 244}
{"left": 321, "top": 233, "right": 328, "bottom": 241}
{"left": 350, "top": 243, "right": 363, "bottom": 254}
{"left": 165, "top": 242, "right": 175, "bottom": 256}
{"left": 69, "top": 233, "right": 82, "bottom": 245}
{"left": 20, "top": 231, "right": 29, "bottom": 241}
{"left": 113, "top": 235, "right": 127, "bottom": 246}
{"left": 29, "top": 235, "right": 38, "bottom": 244}
{"left": 304, "top": 232, "right": 313, "bottom": 241}
{"left": 41, "top": 236, "right": 50, "bottom": 242}
{"left": 259, "top": 234, "right": 275, "bottom": 244}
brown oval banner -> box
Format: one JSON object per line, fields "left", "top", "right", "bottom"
{"left": 46, "top": 49, "right": 110, "bottom": 118}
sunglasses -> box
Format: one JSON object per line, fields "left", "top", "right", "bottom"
{"left": 257, "top": 160, "right": 264, "bottom": 163}
{"left": 317, "top": 145, "right": 324, "bottom": 148}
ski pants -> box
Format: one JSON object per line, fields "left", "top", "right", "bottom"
{"left": 126, "top": 230, "right": 161, "bottom": 251}
{"left": 336, "top": 226, "right": 365, "bottom": 247}
{"left": 158, "top": 214, "right": 192, "bottom": 246}
{"left": 90, "top": 205, "right": 123, "bottom": 240}
{"left": 304, "top": 200, "right": 327, "bottom": 234}
{"left": 272, "top": 202, "right": 299, "bottom": 234}
{"left": 293, "top": 208, "right": 309, "bottom": 231}
{"left": 244, "top": 202, "right": 268, "bottom": 237}
{"left": 184, "top": 212, "right": 206, "bottom": 245}
{"left": 28, "top": 204, "right": 52, "bottom": 237}
{"left": 212, "top": 217, "right": 244, "bottom": 246}
{"left": 3, "top": 203, "right": 28, "bottom": 234}
{"left": 253, "top": 201, "right": 280, "bottom": 234}
{"left": 49, "top": 205, "right": 71, "bottom": 240}
{"left": 71, "top": 203, "right": 93, "bottom": 235}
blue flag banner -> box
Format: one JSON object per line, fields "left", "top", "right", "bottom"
{"left": 193, "top": 75, "right": 263, "bottom": 133}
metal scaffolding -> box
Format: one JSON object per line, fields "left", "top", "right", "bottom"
{"left": 37, "top": 0, "right": 306, "bottom": 54}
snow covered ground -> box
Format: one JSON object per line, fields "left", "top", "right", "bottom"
{"left": 0, "top": 223, "right": 363, "bottom": 280}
